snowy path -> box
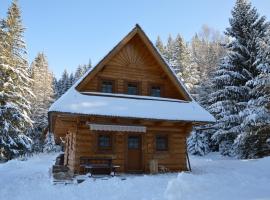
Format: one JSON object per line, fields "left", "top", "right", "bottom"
{"left": 0, "top": 153, "right": 269, "bottom": 200}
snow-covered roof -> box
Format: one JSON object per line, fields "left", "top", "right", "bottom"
{"left": 49, "top": 87, "right": 215, "bottom": 123}
{"left": 49, "top": 25, "right": 215, "bottom": 123}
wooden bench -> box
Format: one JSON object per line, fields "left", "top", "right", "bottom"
{"left": 80, "top": 157, "right": 120, "bottom": 176}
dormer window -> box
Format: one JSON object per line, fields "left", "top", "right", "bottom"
{"left": 150, "top": 85, "right": 161, "bottom": 97}
{"left": 126, "top": 82, "right": 139, "bottom": 95}
{"left": 101, "top": 80, "right": 114, "bottom": 93}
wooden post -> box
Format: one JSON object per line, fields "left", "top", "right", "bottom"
{"left": 185, "top": 145, "right": 192, "bottom": 172}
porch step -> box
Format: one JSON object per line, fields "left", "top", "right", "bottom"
{"left": 52, "top": 165, "right": 73, "bottom": 181}
{"left": 52, "top": 165, "right": 69, "bottom": 173}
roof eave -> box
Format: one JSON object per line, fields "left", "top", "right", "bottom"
{"left": 48, "top": 110, "right": 215, "bottom": 124}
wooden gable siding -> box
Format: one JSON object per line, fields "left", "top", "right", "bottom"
{"left": 78, "top": 35, "right": 185, "bottom": 100}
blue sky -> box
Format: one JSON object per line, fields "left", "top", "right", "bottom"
{"left": 1, "top": 0, "right": 270, "bottom": 78}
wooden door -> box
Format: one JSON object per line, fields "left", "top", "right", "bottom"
{"left": 127, "top": 135, "right": 142, "bottom": 172}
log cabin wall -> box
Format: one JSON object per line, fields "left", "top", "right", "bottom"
{"left": 59, "top": 115, "right": 192, "bottom": 174}
{"left": 77, "top": 35, "right": 185, "bottom": 100}
{"left": 60, "top": 119, "right": 77, "bottom": 172}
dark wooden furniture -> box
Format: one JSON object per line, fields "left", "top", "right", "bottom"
{"left": 80, "top": 157, "right": 119, "bottom": 176}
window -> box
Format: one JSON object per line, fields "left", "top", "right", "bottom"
{"left": 150, "top": 86, "right": 161, "bottom": 97}
{"left": 98, "top": 134, "right": 112, "bottom": 150}
{"left": 156, "top": 135, "right": 168, "bottom": 151}
{"left": 127, "top": 83, "right": 138, "bottom": 95}
{"left": 128, "top": 136, "right": 140, "bottom": 149}
{"left": 101, "top": 80, "right": 114, "bottom": 93}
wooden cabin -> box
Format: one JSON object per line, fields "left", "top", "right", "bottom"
{"left": 48, "top": 24, "right": 215, "bottom": 174}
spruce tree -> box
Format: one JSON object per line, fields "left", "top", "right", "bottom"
{"left": 155, "top": 36, "right": 165, "bottom": 55}
{"left": 190, "top": 26, "right": 226, "bottom": 82}
{"left": 30, "top": 52, "right": 54, "bottom": 151}
{"left": 188, "top": 26, "right": 227, "bottom": 156}
{"left": 52, "top": 76, "right": 60, "bottom": 99}
{"left": 59, "top": 69, "right": 69, "bottom": 96}
{"left": 68, "top": 73, "right": 75, "bottom": 88}
{"left": 53, "top": 62, "right": 91, "bottom": 100}
{"left": 74, "top": 65, "right": 84, "bottom": 81}
{"left": 74, "top": 64, "right": 90, "bottom": 83}
{"left": 173, "top": 34, "right": 199, "bottom": 90}
{"left": 209, "top": 0, "right": 268, "bottom": 156}
{"left": 156, "top": 35, "right": 199, "bottom": 90}
{"left": 187, "top": 76, "right": 219, "bottom": 155}
{"left": 0, "top": 1, "right": 32, "bottom": 159}
{"left": 163, "top": 35, "right": 175, "bottom": 71}
{"left": 188, "top": 129, "right": 211, "bottom": 156}
{"left": 43, "top": 132, "right": 58, "bottom": 153}
{"left": 235, "top": 29, "right": 270, "bottom": 158}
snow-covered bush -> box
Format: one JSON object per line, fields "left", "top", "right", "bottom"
{"left": 43, "top": 132, "right": 60, "bottom": 153}
{"left": 187, "top": 131, "right": 210, "bottom": 156}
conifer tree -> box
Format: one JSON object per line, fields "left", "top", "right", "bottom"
{"left": 59, "top": 69, "right": 69, "bottom": 96}
{"left": 156, "top": 35, "right": 199, "bottom": 90}
{"left": 68, "top": 73, "right": 75, "bottom": 88}
{"left": 190, "top": 26, "right": 226, "bottom": 82}
{"left": 209, "top": 0, "right": 268, "bottom": 156}
{"left": 53, "top": 62, "right": 91, "bottom": 100}
{"left": 188, "top": 129, "right": 211, "bottom": 156}
{"left": 187, "top": 26, "right": 227, "bottom": 156}
{"left": 74, "top": 65, "right": 84, "bottom": 81}
{"left": 163, "top": 35, "right": 175, "bottom": 71}
{"left": 30, "top": 52, "right": 54, "bottom": 151}
{"left": 234, "top": 29, "right": 270, "bottom": 158}
{"left": 52, "top": 76, "right": 59, "bottom": 99}
{"left": 43, "top": 132, "right": 58, "bottom": 153}
{"left": 155, "top": 36, "right": 165, "bottom": 55}
{"left": 0, "top": 1, "right": 32, "bottom": 159}
{"left": 174, "top": 34, "right": 199, "bottom": 90}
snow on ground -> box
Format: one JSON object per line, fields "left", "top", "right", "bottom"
{"left": 166, "top": 154, "right": 270, "bottom": 200}
{"left": 0, "top": 153, "right": 270, "bottom": 200}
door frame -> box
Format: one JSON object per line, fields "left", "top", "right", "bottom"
{"left": 125, "top": 133, "right": 144, "bottom": 173}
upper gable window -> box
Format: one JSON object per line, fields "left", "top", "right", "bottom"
{"left": 101, "top": 80, "right": 114, "bottom": 93}
{"left": 150, "top": 86, "right": 161, "bottom": 97}
{"left": 126, "top": 82, "right": 139, "bottom": 95}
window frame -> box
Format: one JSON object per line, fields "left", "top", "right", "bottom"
{"left": 148, "top": 84, "right": 163, "bottom": 97}
{"left": 127, "top": 135, "right": 141, "bottom": 149}
{"left": 96, "top": 133, "right": 113, "bottom": 153}
{"left": 99, "top": 78, "right": 115, "bottom": 93}
{"left": 124, "top": 81, "right": 141, "bottom": 95}
{"left": 155, "top": 134, "right": 169, "bottom": 152}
